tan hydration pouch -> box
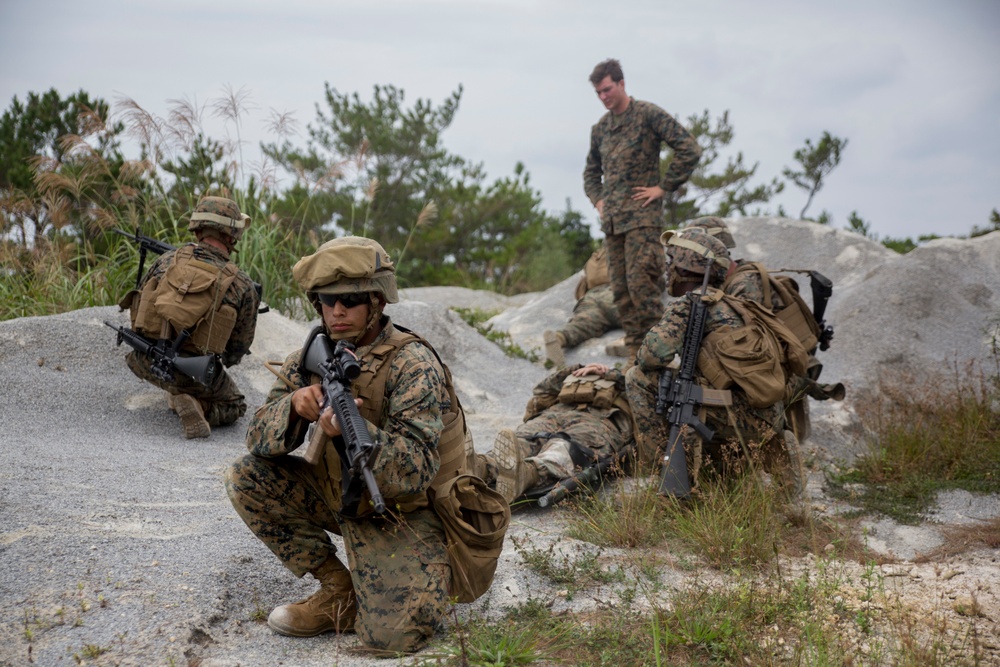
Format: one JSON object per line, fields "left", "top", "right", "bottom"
{"left": 557, "top": 373, "right": 618, "bottom": 409}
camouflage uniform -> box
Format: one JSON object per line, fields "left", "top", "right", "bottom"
{"left": 125, "top": 241, "right": 259, "bottom": 426}
{"left": 559, "top": 284, "right": 620, "bottom": 348}
{"left": 511, "top": 365, "right": 632, "bottom": 484}
{"left": 225, "top": 317, "right": 452, "bottom": 653}
{"left": 584, "top": 98, "right": 702, "bottom": 351}
{"left": 625, "top": 293, "right": 785, "bottom": 484}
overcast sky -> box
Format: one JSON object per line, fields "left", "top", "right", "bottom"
{"left": 2, "top": 0, "right": 997, "bottom": 241}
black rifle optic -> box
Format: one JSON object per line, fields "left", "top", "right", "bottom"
{"left": 113, "top": 228, "right": 268, "bottom": 313}
{"left": 655, "top": 260, "right": 732, "bottom": 498}
{"left": 808, "top": 270, "right": 834, "bottom": 351}
{"left": 301, "top": 328, "right": 386, "bottom": 516}
{"left": 104, "top": 322, "right": 219, "bottom": 386}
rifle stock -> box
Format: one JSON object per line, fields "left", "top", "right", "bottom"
{"left": 302, "top": 330, "right": 386, "bottom": 515}
{"left": 808, "top": 270, "right": 835, "bottom": 351}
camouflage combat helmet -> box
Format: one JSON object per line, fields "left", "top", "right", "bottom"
{"left": 188, "top": 196, "right": 251, "bottom": 242}
{"left": 293, "top": 236, "right": 399, "bottom": 305}
{"left": 660, "top": 227, "right": 731, "bottom": 284}
{"left": 682, "top": 216, "right": 735, "bottom": 249}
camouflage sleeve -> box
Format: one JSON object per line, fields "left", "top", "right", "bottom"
{"left": 366, "top": 342, "right": 449, "bottom": 499}
{"left": 637, "top": 299, "right": 690, "bottom": 372}
{"left": 583, "top": 123, "right": 605, "bottom": 205}
{"left": 221, "top": 271, "right": 261, "bottom": 367}
{"left": 647, "top": 106, "right": 702, "bottom": 193}
{"left": 138, "top": 251, "right": 171, "bottom": 288}
{"left": 244, "top": 348, "right": 312, "bottom": 457}
{"left": 726, "top": 270, "right": 767, "bottom": 307}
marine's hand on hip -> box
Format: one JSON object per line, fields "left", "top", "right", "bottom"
{"left": 631, "top": 185, "right": 665, "bottom": 207}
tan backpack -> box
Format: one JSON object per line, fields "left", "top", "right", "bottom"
{"left": 130, "top": 244, "right": 240, "bottom": 354}
{"left": 722, "top": 262, "right": 822, "bottom": 353}
{"left": 697, "top": 290, "right": 810, "bottom": 408}
{"left": 574, "top": 246, "right": 611, "bottom": 300}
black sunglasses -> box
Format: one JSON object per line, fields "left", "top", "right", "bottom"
{"left": 317, "top": 292, "right": 372, "bottom": 309}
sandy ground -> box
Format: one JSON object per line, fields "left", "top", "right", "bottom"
{"left": 1, "top": 219, "right": 998, "bottom": 666}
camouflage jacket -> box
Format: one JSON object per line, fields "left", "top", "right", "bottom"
{"left": 723, "top": 259, "right": 783, "bottom": 310}
{"left": 245, "top": 319, "right": 448, "bottom": 504}
{"left": 583, "top": 98, "right": 701, "bottom": 235}
{"left": 139, "top": 241, "right": 259, "bottom": 367}
{"left": 637, "top": 293, "right": 742, "bottom": 374}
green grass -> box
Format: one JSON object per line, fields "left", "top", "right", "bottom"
{"left": 828, "top": 360, "right": 1000, "bottom": 524}
{"left": 452, "top": 307, "right": 540, "bottom": 362}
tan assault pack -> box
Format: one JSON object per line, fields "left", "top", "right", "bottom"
{"left": 309, "top": 326, "right": 508, "bottom": 603}
{"left": 722, "top": 262, "right": 822, "bottom": 353}
{"left": 127, "top": 244, "right": 240, "bottom": 354}
{"left": 574, "top": 245, "right": 611, "bottom": 300}
{"left": 697, "top": 289, "right": 810, "bottom": 408}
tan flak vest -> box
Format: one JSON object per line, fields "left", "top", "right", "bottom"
{"left": 125, "top": 244, "right": 240, "bottom": 354}
{"left": 556, "top": 372, "right": 632, "bottom": 415}
{"left": 306, "top": 327, "right": 475, "bottom": 516}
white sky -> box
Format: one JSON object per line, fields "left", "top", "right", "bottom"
{"left": 1, "top": 0, "right": 997, "bottom": 240}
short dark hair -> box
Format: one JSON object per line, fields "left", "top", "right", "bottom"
{"left": 589, "top": 59, "right": 623, "bottom": 86}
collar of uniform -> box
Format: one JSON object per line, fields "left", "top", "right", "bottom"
{"left": 195, "top": 240, "right": 231, "bottom": 261}
{"left": 353, "top": 317, "right": 394, "bottom": 359}
{"left": 610, "top": 96, "right": 636, "bottom": 128}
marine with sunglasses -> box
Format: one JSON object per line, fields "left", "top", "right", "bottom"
{"left": 225, "top": 235, "right": 459, "bottom": 655}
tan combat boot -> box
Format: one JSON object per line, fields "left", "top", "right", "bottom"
{"left": 172, "top": 393, "right": 210, "bottom": 439}
{"left": 494, "top": 429, "right": 540, "bottom": 503}
{"left": 268, "top": 556, "right": 357, "bottom": 637}
{"left": 604, "top": 338, "right": 629, "bottom": 357}
{"left": 543, "top": 330, "right": 566, "bottom": 367}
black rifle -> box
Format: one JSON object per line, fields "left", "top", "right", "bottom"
{"left": 655, "top": 263, "right": 732, "bottom": 498}
{"left": 808, "top": 270, "right": 834, "bottom": 351}
{"left": 104, "top": 322, "right": 219, "bottom": 386}
{"left": 536, "top": 441, "right": 634, "bottom": 508}
{"left": 113, "top": 227, "right": 268, "bottom": 312}
{"left": 301, "top": 329, "right": 386, "bottom": 516}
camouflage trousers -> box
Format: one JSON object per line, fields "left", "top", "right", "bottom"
{"left": 625, "top": 365, "right": 786, "bottom": 486}
{"left": 225, "top": 453, "right": 450, "bottom": 653}
{"left": 606, "top": 227, "right": 666, "bottom": 351}
{"left": 125, "top": 350, "right": 246, "bottom": 426}
{"left": 560, "top": 284, "right": 621, "bottom": 348}
{"left": 514, "top": 404, "right": 631, "bottom": 482}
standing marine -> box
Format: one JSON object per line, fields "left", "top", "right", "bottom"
{"left": 584, "top": 57, "right": 702, "bottom": 363}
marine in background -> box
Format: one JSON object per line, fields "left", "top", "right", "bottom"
{"left": 482, "top": 362, "right": 634, "bottom": 505}
{"left": 583, "top": 57, "right": 702, "bottom": 363}
{"left": 119, "top": 196, "right": 259, "bottom": 439}
{"left": 679, "top": 216, "right": 845, "bottom": 445}
{"left": 543, "top": 245, "right": 624, "bottom": 367}
{"left": 626, "top": 228, "right": 801, "bottom": 493}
